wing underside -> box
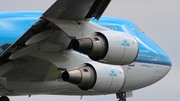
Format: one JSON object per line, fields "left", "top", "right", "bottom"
{"left": 0, "top": 0, "right": 111, "bottom": 64}
{"left": 43, "top": 0, "right": 111, "bottom": 20}
{"left": 0, "top": 0, "right": 111, "bottom": 83}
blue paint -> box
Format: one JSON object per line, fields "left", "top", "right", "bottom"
{"left": 0, "top": 11, "right": 40, "bottom": 46}
{"left": 0, "top": 11, "right": 172, "bottom": 66}
{"left": 91, "top": 16, "right": 172, "bottom": 66}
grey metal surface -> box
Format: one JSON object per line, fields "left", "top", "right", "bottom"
{"left": 43, "top": 0, "right": 111, "bottom": 20}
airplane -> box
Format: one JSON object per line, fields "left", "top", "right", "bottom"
{"left": 0, "top": 0, "right": 172, "bottom": 101}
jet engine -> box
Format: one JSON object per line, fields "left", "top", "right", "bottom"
{"left": 71, "top": 31, "right": 139, "bottom": 65}
{"left": 62, "top": 62, "right": 125, "bottom": 93}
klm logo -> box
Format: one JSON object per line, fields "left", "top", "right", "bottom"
{"left": 122, "top": 39, "right": 130, "bottom": 47}
{"left": 109, "top": 70, "right": 117, "bottom": 77}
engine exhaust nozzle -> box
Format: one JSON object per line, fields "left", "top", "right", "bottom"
{"left": 61, "top": 65, "right": 96, "bottom": 90}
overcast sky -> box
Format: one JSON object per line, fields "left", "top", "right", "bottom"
{"left": 1, "top": 0, "right": 180, "bottom": 101}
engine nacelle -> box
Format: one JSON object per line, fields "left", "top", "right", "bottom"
{"left": 62, "top": 62, "right": 125, "bottom": 93}
{"left": 72, "top": 31, "right": 139, "bottom": 65}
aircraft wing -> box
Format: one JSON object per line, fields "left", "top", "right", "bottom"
{"left": 0, "top": 0, "right": 111, "bottom": 66}
{"left": 43, "top": 0, "right": 111, "bottom": 20}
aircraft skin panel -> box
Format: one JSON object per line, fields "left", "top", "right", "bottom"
{"left": 43, "top": 17, "right": 110, "bottom": 38}
{"left": 43, "top": 0, "right": 95, "bottom": 20}
{"left": 43, "top": 0, "right": 111, "bottom": 20}
{"left": 0, "top": 11, "right": 172, "bottom": 96}
{"left": 0, "top": 62, "right": 170, "bottom": 96}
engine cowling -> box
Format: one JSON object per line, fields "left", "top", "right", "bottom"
{"left": 71, "top": 31, "right": 139, "bottom": 65}
{"left": 61, "top": 62, "right": 125, "bottom": 93}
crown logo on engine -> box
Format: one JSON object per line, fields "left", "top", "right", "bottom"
{"left": 110, "top": 70, "right": 117, "bottom": 77}
{"left": 122, "top": 39, "right": 130, "bottom": 47}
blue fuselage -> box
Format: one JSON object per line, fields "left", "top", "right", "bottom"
{"left": 0, "top": 11, "right": 172, "bottom": 67}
